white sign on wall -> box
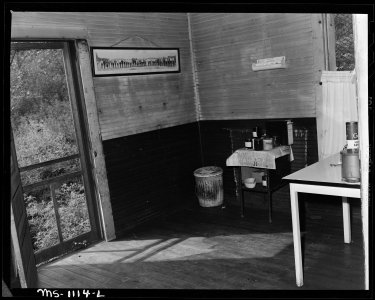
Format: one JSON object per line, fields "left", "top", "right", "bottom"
{"left": 252, "top": 56, "right": 287, "bottom": 71}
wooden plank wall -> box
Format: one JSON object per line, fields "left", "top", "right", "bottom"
{"left": 189, "top": 13, "right": 321, "bottom": 120}
{"left": 11, "top": 12, "right": 197, "bottom": 140}
{"left": 11, "top": 12, "right": 338, "bottom": 237}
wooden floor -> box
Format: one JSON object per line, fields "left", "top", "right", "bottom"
{"left": 37, "top": 202, "right": 365, "bottom": 291}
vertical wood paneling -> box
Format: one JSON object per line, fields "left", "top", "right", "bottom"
{"left": 190, "top": 13, "right": 324, "bottom": 120}
{"left": 187, "top": 13, "right": 202, "bottom": 121}
{"left": 11, "top": 12, "right": 326, "bottom": 134}
{"left": 311, "top": 14, "right": 326, "bottom": 161}
{"left": 11, "top": 12, "right": 196, "bottom": 140}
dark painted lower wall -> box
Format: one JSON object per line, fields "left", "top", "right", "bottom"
{"left": 103, "top": 122, "right": 202, "bottom": 237}
{"left": 104, "top": 118, "right": 360, "bottom": 237}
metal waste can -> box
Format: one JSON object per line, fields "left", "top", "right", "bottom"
{"left": 194, "top": 166, "right": 223, "bottom": 207}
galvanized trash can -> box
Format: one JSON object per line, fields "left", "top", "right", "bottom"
{"left": 194, "top": 166, "right": 223, "bottom": 207}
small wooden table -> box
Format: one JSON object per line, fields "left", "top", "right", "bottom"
{"left": 226, "top": 146, "right": 292, "bottom": 222}
{"left": 283, "top": 153, "right": 360, "bottom": 287}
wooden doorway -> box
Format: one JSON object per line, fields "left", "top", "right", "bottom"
{"left": 10, "top": 41, "right": 101, "bottom": 266}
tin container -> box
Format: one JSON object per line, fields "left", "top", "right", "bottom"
{"left": 346, "top": 121, "right": 359, "bottom": 151}
{"left": 263, "top": 138, "right": 273, "bottom": 151}
{"left": 340, "top": 149, "right": 360, "bottom": 183}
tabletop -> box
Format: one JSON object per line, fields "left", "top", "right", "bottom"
{"left": 283, "top": 153, "right": 360, "bottom": 188}
{"left": 226, "top": 145, "right": 293, "bottom": 169}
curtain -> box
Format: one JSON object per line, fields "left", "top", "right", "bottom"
{"left": 319, "top": 71, "right": 358, "bottom": 160}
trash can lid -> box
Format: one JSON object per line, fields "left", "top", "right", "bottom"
{"left": 194, "top": 166, "right": 223, "bottom": 177}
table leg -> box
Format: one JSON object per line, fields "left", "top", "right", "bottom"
{"left": 240, "top": 189, "right": 245, "bottom": 218}
{"left": 342, "top": 197, "right": 351, "bottom": 243}
{"left": 234, "top": 167, "right": 245, "bottom": 218}
{"left": 290, "top": 183, "right": 303, "bottom": 287}
{"left": 268, "top": 191, "right": 272, "bottom": 223}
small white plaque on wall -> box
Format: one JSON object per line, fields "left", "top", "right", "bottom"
{"left": 252, "top": 56, "right": 287, "bottom": 71}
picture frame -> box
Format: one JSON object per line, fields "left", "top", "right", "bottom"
{"left": 91, "top": 47, "right": 180, "bottom": 77}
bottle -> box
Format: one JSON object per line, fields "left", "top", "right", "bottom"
{"left": 254, "top": 137, "right": 263, "bottom": 150}
{"left": 273, "top": 136, "right": 280, "bottom": 147}
{"left": 262, "top": 175, "right": 267, "bottom": 187}
{"left": 252, "top": 127, "right": 259, "bottom": 138}
{"left": 261, "top": 128, "right": 267, "bottom": 138}
{"left": 252, "top": 127, "right": 258, "bottom": 149}
{"left": 346, "top": 121, "right": 359, "bottom": 153}
{"left": 245, "top": 136, "right": 253, "bottom": 149}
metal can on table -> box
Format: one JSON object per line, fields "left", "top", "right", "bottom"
{"left": 346, "top": 121, "right": 359, "bottom": 152}
{"left": 263, "top": 138, "right": 274, "bottom": 151}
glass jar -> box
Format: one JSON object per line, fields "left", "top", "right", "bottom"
{"left": 263, "top": 136, "right": 273, "bottom": 151}
{"left": 245, "top": 137, "right": 252, "bottom": 149}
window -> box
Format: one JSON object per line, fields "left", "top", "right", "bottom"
{"left": 334, "top": 14, "right": 355, "bottom": 71}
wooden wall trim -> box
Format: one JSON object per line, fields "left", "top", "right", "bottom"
{"left": 311, "top": 14, "right": 326, "bottom": 160}
{"left": 11, "top": 24, "right": 88, "bottom": 40}
{"left": 187, "top": 13, "right": 201, "bottom": 121}
{"left": 321, "top": 14, "right": 337, "bottom": 71}
{"left": 321, "top": 14, "right": 329, "bottom": 71}
{"left": 188, "top": 13, "right": 204, "bottom": 165}
{"left": 353, "top": 14, "right": 369, "bottom": 290}
{"left": 326, "top": 14, "right": 337, "bottom": 71}
{"left": 76, "top": 40, "right": 116, "bottom": 241}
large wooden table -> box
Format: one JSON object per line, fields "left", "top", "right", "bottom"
{"left": 283, "top": 153, "right": 360, "bottom": 287}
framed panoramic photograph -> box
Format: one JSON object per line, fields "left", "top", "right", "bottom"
{"left": 91, "top": 47, "right": 180, "bottom": 76}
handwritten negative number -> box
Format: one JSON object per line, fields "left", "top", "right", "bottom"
{"left": 37, "top": 289, "right": 105, "bottom": 298}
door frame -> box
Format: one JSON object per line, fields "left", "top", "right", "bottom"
{"left": 10, "top": 129, "right": 38, "bottom": 288}
{"left": 10, "top": 40, "right": 103, "bottom": 264}
{"left": 63, "top": 41, "right": 102, "bottom": 242}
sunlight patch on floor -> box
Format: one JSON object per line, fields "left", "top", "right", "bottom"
{"left": 143, "top": 233, "right": 294, "bottom": 262}
{"left": 47, "top": 239, "right": 164, "bottom": 266}
{"left": 45, "top": 232, "right": 293, "bottom": 267}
